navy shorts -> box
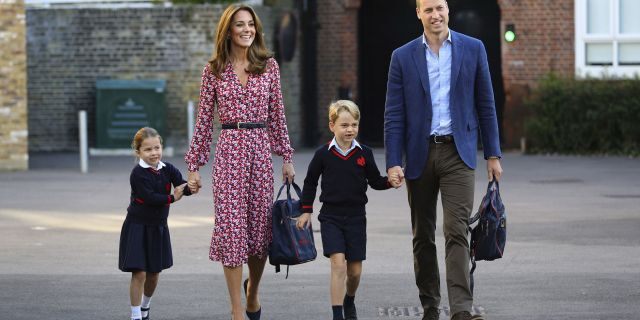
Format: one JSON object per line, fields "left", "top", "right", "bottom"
{"left": 318, "top": 214, "right": 367, "bottom": 261}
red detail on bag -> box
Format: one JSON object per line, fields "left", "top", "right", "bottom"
{"left": 135, "top": 198, "right": 144, "bottom": 204}
{"left": 356, "top": 156, "right": 366, "bottom": 167}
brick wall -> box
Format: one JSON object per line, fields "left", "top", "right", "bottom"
{"left": 498, "top": 0, "right": 575, "bottom": 147}
{"left": 315, "top": 0, "right": 360, "bottom": 143}
{"left": 26, "top": 4, "right": 303, "bottom": 152}
{"left": 272, "top": 6, "right": 303, "bottom": 148}
{"left": 0, "top": 0, "right": 28, "bottom": 170}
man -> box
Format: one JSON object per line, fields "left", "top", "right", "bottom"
{"left": 384, "top": 1, "right": 503, "bottom": 320}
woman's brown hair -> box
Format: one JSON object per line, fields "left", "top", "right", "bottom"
{"left": 208, "top": 4, "right": 273, "bottom": 78}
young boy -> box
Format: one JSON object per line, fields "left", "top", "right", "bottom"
{"left": 297, "top": 100, "right": 395, "bottom": 320}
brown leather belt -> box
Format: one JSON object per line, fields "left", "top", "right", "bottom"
{"left": 221, "top": 122, "right": 267, "bottom": 129}
{"left": 430, "top": 134, "right": 454, "bottom": 144}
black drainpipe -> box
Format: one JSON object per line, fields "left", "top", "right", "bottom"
{"left": 300, "top": 0, "right": 318, "bottom": 147}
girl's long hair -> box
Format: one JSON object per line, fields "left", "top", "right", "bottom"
{"left": 208, "top": 4, "right": 273, "bottom": 78}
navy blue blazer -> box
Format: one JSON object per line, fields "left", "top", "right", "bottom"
{"left": 384, "top": 30, "right": 501, "bottom": 180}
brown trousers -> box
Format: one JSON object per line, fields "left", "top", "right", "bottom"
{"left": 406, "top": 142, "right": 474, "bottom": 315}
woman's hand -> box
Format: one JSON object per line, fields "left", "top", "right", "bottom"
{"left": 187, "top": 171, "right": 202, "bottom": 194}
{"left": 296, "top": 213, "right": 311, "bottom": 230}
{"left": 282, "top": 163, "right": 295, "bottom": 184}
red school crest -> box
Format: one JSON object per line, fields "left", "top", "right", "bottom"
{"left": 356, "top": 156, "right": 366, "bottom": 167}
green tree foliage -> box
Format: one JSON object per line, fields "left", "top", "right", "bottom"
{"left": 525, "top": 74, "right": 640, "bottom": 156}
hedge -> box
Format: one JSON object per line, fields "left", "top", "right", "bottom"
{"left": 525, "top": 75, "right": 640, "bottom": 156}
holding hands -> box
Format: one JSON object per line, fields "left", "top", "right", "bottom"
{"left": 173, "top": 183, "right": 187, "bottom": 202}
{"left": 387, "top": 166, "right": 404, "bottom": 189}
{"left": 187, "top": 171, "right": 202, "bottom": 194}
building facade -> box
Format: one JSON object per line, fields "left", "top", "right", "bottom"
{"left": 313, "top": 0, "right": 639, "bottom": 148}
{"left": 25, "top": 4, "right": 303, "bottom": 153}
{"left": 3, "top": 0, "right": 639, "bottom": 170}
{"left": 0, "top": 0, "right": 29, "bottom": 170}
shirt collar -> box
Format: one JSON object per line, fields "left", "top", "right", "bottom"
{"left": 139, "top": 159, "right": 166, "bottom": 170}
{"left": 422, "top": 30, "right": 452, "bottom": 49}
{"left": 328, "top": 137, "right": 361, "bottom": 152}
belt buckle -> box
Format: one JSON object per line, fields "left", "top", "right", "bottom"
{"left": 433, "top": 135, "right": 443, "bottom": 144}
{"left": 237, "top": 122, "right": 246, "bottom": 129}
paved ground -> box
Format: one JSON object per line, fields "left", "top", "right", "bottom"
{"left": 1, "top": 150, "right": 639, "bottom": 320}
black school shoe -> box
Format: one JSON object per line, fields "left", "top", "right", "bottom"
{"left": 343, "top": 296, "right": 357, "bottom": 320}
{"left": 141, "top": 307, "right": 150, "bottom": 320}
{"left": 451, "top": 311, "right": 486, "bottom": 320}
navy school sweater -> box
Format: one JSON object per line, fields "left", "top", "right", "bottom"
{"left": 301, "top": 143, "right": 391, "bottom": 216}
{"left": 126, "top": 162, "right": 192, "bottom": 225}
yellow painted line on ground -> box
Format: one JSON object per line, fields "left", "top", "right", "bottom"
{"left": 0, "top": 209, "right": 213, "bottom": 233}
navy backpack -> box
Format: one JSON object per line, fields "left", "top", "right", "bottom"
{"left": 469, "top": 180, "right": 506, "bottom": 293}
{"left": 269, "top": 182, "right": 317, "bottom": 277}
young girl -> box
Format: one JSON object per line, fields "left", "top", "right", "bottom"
{"left": 119, "top": 127, "right": 191, "bottom": 320}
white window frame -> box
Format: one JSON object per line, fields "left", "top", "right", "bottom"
{"left": 25, "top": 0, "right": 262, "bottom": 9}
{"left": 575, "top": 0, "right": 640, "bottom": 78}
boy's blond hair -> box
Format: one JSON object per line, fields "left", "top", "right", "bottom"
{"left": 328, "top": 100, "right": 360, "bottom": 123}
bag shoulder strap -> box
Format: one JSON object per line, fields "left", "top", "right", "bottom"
{"left": 273, "top": 264, "right": 291, "bottom": 279}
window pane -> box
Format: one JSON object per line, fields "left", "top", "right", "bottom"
{"left": 586, "top": 43, "right": 613, "bottom": 65}
{"left": 587, "top": 0, "right": 610, "bottom": 34}
{"left": 620, "top": 0, "right": 640, "bottom": 34}
{"left": 619, "top": 43, "right": 640, "bottom": 65}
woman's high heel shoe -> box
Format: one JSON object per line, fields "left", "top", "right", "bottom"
{"left": 244, "top": 278, "right": 262, "bottom": 320}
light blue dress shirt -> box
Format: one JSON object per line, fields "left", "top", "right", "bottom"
{"left": 328, "top": 137, "right": 361, "bottom": 156}
{"left": 422, "top": 32, "right": 453, "bottom": 136}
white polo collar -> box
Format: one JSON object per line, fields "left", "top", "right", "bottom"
{"left": 139, "top": 159, "right": 166, "bottom": 170}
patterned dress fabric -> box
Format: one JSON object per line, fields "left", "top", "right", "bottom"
{"left": 185, "top": 58, "right": 294, "bottom": 267}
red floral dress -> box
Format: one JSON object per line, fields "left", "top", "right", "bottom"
{"left": 185, "top": 58, "right": 294, "bottom": 267}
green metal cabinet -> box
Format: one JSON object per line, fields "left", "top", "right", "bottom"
{"left": 95, "top": 80, "right": 166, "bottom": 149}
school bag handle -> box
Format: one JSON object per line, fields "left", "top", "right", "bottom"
{"left": 275, "top": 181, "right": 303, "bottom": 217}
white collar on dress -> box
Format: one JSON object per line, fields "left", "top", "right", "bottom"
{"left": 139, "top": 159, "right": 166, "bottom": 170}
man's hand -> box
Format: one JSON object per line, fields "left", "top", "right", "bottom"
{"left": 487, "top": 158, "right": 503, "bottom": 181}
{"left": 387, "top": 166, "right": 404, "bottom": 188}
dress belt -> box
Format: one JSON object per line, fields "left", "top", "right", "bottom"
{"left": 430, "top": 134, "right": 454, "bottom": 144}
{"left": 221, "top": 122, "right": 267, "bottom": 129}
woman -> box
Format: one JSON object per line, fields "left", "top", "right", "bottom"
{"left": 184, "top": 4, "right": 295, "bottom": 320}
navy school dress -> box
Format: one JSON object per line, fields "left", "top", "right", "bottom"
{"left": 119, "top": 161, "right": 191, "bottom": 273}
